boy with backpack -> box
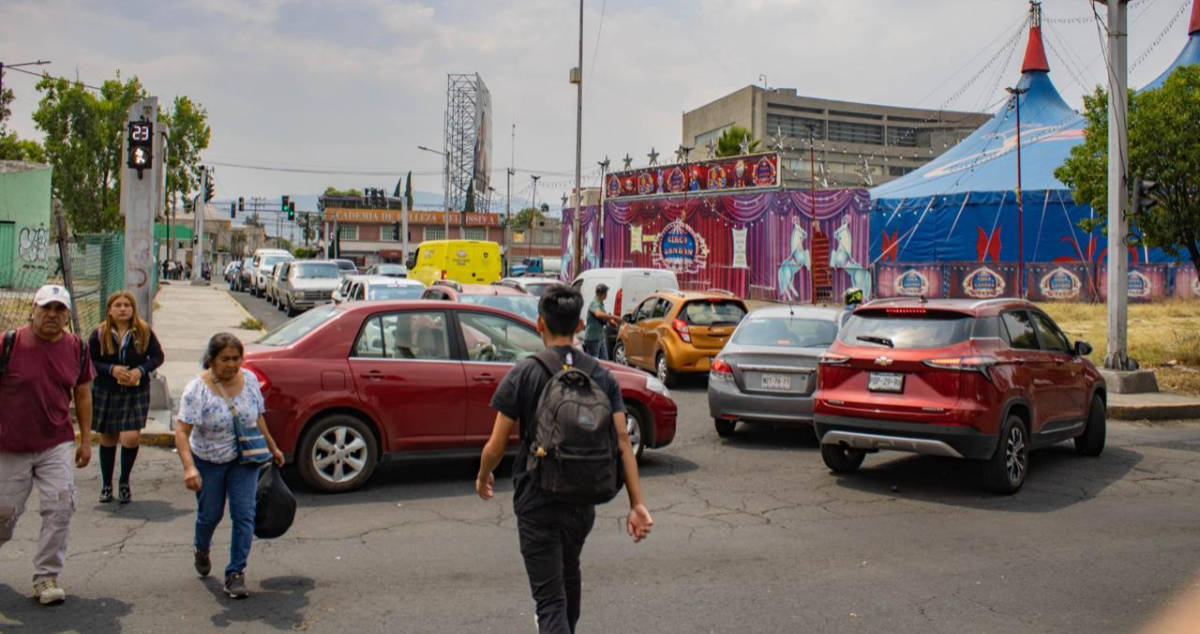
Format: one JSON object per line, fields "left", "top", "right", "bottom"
{"left": 476, "top": 284, "right": 653, "bottom": 634}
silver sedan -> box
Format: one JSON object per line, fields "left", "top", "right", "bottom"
{"left": 707, "top": 305, "right": 843, "bottom": 437}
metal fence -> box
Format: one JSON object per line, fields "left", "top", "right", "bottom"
{"left": 0, "top": 232, "right": 159, "bottom": 335}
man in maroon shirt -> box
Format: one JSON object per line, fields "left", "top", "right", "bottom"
{"left": 0, "top": 284, "right": 94, "bottom": 605}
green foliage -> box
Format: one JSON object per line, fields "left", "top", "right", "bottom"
{"left": 512, "top": 206, "right": 542, "bottom": 230}
{"left": 0, "top": 130, "right": 46, "bottom": 162}
{"left": 292, "top": 246, "right": 320, "bottom": 258}
{"left": 715, "top": 125, "right": 760, "bottom": 157}
{"left": 404, "top": 171, "right": 413, "bottom": 211}
{"left": 32, "top": 74, "right": 146, "bottom": 233}
{"left": 161, "top": 96, "right": 211, "bottom": 217}
{"left": 1055, "top": 65, "right": 1200, "bottom": 270}
{"left": 323, "top": 186, "right": 363, "bottom": 197}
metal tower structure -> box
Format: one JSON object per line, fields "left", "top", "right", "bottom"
{"left": 444, "top": 73, "right": 491, "bottom": 223}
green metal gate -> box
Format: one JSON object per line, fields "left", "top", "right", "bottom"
{"left": 0, "top": 223, "right": 14, "bottom": 288}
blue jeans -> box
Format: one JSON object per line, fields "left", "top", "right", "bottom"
{"left": 193, "top": 457, "right": 258, "bottom": 577}
{"left": 582, "top": 338, "right": 607, "bottom": 361}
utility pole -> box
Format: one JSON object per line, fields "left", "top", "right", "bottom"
{"left": 570, "top": 0, "right": 584, "bottom": 278}
{"left": 1099, "top": 0, "right": 1135, "bottom": 372}
{"left": 505, "top": 122, "right": 515, "bottom": 274}
{"left": 1006, "top": 85, "right": 1029, "bottom": 298}
{"left": 530, "top": 175, "right": 540, "bottom": 262}
{"left": 120, "top": 97, "right": 161, "bottom": 321}
{"left": 192, "top": 166, "right": 208, "bottom": 285}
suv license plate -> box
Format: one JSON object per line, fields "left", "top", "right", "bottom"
{"left": 761, "top": 373, "right": 791, "bottom": 391}
{"left": 868, "top": 372, "right": 904, "bottom": 393}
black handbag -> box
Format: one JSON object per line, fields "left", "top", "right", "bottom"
{"left": 254, "top": 464, "right": 297, "bottom": 539}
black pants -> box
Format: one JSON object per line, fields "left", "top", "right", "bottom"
{"left": 517, "top": 502, "right": 596, "bottom": 634}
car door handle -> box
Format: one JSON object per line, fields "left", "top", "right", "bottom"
{"left": 360, "top": 370, "right": 384, "bottom": 380}
{"left": 472, "top": 374, "right": 497, "bottom": 383}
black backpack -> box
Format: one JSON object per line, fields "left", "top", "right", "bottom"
{"left": 527, "top": 349, "right": 624, "bottom": 505}
{"left": 254, "top": 464, "right": 297, "bottom": 539}
{"left": 0, "top": 329, "right": 88, "bottom": 379}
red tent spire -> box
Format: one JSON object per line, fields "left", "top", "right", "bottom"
{"left": 1021, "top": 2, "right": 1050, "bottom": 73}
{"left": 1190, "top": 0, "right": 1199, "bottom": 35}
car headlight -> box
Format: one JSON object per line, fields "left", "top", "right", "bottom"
{"left": 645, "top": 375, "right": 670, "bottom": 398}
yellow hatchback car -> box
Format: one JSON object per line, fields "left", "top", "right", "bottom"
{"left": 614, "top": 290, "right": 748, "bottom": 386}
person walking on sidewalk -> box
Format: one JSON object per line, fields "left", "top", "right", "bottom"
{"left": 174, "top": 333, "right": 284, "bottom": 599}
{"left": 89, "top": 291, "right": 165, "bottom": 504}
{"left": 476, "top": 285, "right": 653, "bottom": 633}
{"left": 0, "top": 284, "right": 95, "bottom": 606}
{"left": 581, "top": 284, "right": 619, "bottom": 361}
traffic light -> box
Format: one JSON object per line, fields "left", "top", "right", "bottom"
{"left": 126, "top": 120, "right": 153, "bottom": 177}
{"left": 1132, "top": 178, "right": 1160, "bottom": 217}
{"left": 287, "top": 202, "right": 296, "bottom": 221}
{"left": 204, "top": 177, "right": 215, "bottom": 202}
{"left": 238, "top": 196, "right": 245, "bottom": 212}
{"left": 230, "top": 202, "right": 236, "bottom": 218}
{"left": 392, "top": 221, "right": 400, "bottom": 241}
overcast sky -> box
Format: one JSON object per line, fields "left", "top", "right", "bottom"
{"left": 1, "top": 0, "right": 1195, "bottom": 210}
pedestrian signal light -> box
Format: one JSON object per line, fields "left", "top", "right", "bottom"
{"left": 126, "top": 120, "right": 153, "bottom": 178}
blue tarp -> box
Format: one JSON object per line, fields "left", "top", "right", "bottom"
{"left": 1144, "top": 32, "right": 1200, "bottom": 91}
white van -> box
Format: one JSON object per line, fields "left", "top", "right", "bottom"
{"left": 250, "top": 248, "right": 294, "bottom": 297}
{"left": 571, "top": 268, "right": 679, "bottom": 320}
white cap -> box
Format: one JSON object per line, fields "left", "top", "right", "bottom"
{"left": 33, "top": 284, "right": 72, "bottom": 310}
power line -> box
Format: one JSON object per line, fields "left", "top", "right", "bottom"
{"left": 3, "top": 64, "right": 103, "bottom": 91}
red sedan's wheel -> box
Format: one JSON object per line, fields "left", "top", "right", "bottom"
{"left": 298, "top": 414, "right": 379, "bottom": 493}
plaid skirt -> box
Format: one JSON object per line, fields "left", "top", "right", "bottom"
{"left": 91, "top": 385, "right": 151, "bottom": 434}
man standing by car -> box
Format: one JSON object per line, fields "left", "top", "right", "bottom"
{"left": 0, "top": 285, "right": 94, "bottom": 605}
{"left": 582, "top": 284, "right": 619, "bottom": 361}
{"left": 476, "top": 285, "right": 652, "bottom": 633}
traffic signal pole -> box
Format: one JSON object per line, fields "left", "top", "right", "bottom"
{"left": 192, "top": 166, "right": 208, "bottom": 285}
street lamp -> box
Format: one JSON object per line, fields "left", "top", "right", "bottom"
{"left": 417, "top": 144, "right": 450, "bottom": 240}
{"left": 1006, "top": 85, "right": 1029, "bottom": 299}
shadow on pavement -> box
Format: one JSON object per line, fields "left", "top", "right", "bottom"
{"left": 205, "top": 575, "right": 314, "bottom": 631}
{"left": 830, "top": 445, "right": 1142, "bottom": 512}
{"left": 95, "top": 499, "right": 191, "bottom": 523}
{"left": 716, "top": 423, "right": 820, "bottom": 451}
{"left": 0, "top": 583, "right": 133, "bottom": 633}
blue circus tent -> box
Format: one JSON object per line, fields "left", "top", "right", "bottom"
{"left": 1145, "top": 1, "right": 1200, "bottom": 90}
{"left": 869, "top": 5, "right": 1102, "bottom": 267}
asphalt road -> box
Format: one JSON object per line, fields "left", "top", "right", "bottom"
{"left": 227, "top": 282, "right": 292, "bottom": 333}
{"left": 11, "top": 288, "right": 1196, "bottom": 632}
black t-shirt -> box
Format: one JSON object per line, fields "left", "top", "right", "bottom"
{"left": 490, "top": 345, "right": 626, "bottom": 514}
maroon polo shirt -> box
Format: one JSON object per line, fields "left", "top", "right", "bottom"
{"left": 0, "top": 326, "right": 94, "bottom": 453}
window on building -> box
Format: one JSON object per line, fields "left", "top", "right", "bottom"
{"left": 827, "top": 120, "right": 884, "bottom": 145}
{"left": 424, "top": 226, "right": 446, "bottom": 241}
{"left": 541, "top": 229, "right": 558, "bottom": 244}
{"left": 888, "top": 166, "right": 916, "bottom": 177}
{"left": 887, "top": 126, "right": 918, "bottom": 147}
{"left": 766, "top": 113, "right": 825, "bottom": 140}
{"left": 463, "top": 227, "right": 486, "bottom": 240}
{"left": 694, "top": 125, "right": 732, "bottom": 149}
{"left": 379, "top": 224, "right": 398, "bottom": 242}
{"left": 338, "top": 225, "right": 359, "bottom": 241}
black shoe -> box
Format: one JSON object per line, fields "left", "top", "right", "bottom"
{"left": 223, "top": 573, "right": 249, "bottom": 599}
{"left": 98, "top": 487, "right": 113, "bottom": 504}
{"left": 193, "top": 550, "right": 211, "bottom": 577}
{"left": 117, "top": 485, "right": 131, "bottom": 504}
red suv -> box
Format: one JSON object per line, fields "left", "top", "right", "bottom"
{"left": 814, "top": 298, "right": 1106, "bottom": 493}
{"left": 243, "top": 301, "right": 676, "bottom": 493}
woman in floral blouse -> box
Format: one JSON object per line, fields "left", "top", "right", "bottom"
{"left": 174, "top": 332, "right": 283, "bottom": 599}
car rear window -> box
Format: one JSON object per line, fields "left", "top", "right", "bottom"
{"left": 294, "top": 263, "right": 341, "bottom": 279}
{"left": 682, "top": 300, "right": 746, "bottom": 326}
{"left": 839, "top": 309, "right": 973, "bottom": 349}
{"left": 259, "top": 304, "right": 339, "bottom": 346}
{"left": 368, "top": 286, "right": 424, "bottom": 300}
{"left": 732, "top": 316, "right": 838, "bottom": 348}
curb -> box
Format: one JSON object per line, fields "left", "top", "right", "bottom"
{"left": 1108, "top": 404, "right": 1200, "bottom": 421}
{"left": 225, "top": 289, "right": 268, "bottom": 332}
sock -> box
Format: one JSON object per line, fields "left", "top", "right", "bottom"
{"left": 119, "top": 445, "right": 139, "bottom": 486}
{"left": 99, "top": 445, "right": 116, "bottom": 489}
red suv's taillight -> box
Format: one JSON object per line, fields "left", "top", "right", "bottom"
{"left": 923, "top": 356, "right": 998, "bottom": 382}
{"left": 671, "top": 318, "right": 692, "bottom": 343}
{"left": 242, "top": 362, "right": 271, "bottom": 393}
{"left": 710, "top": 358, "right": 733, "bottom": 381}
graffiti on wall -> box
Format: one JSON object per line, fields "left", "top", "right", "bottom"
{"left": 19, "top": 226, "right": 49, "bottom": 264}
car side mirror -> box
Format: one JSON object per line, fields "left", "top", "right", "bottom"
{"left": 1074, "top": 341, "right": 1092, "bottom": 357}
{"left": 622, "top": 313, "right": 633, "bottom": 324}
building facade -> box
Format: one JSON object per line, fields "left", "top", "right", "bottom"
{"left": 322, "top": 207, "right": 502, "bottom": 266}
{"left": 0, "top": 161, "right": 53, "bottom": 289}
{"left": 681, "top": 86, "right": 991, "bottom": 188}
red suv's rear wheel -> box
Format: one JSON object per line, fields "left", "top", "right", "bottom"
{"left": 982, "top": 414, "right": 1029, "bottom": 494}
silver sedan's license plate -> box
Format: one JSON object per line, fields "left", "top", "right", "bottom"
{"left": 868, "top": 372, "right": 904, "bottom": 393}
{"left": 761, "top": 373, "right": 792, "bottom": 391}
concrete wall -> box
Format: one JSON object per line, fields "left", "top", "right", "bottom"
{"left": 0, "top": 162, "right": 54, "bottom": 287}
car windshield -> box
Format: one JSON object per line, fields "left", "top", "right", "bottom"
{"left": 682, "top": 300, "right": 746, "bottom": 326}
{"left": 261, "top": 255, "right": 290, "bottom": 268}
{"left": 461, "top": 295, "right": 540, "bottom": 322}
{"left": 368, "top": 286, "right": 425, "bottom": 300}
{"left": 732, "top": 316, "right": 838, "bottom": 348}
{"left": 294, "top": 262, "right": 341, "bottom": 279}
{"left": 259, "top": 304, "right": 339, "bottom": 346}
{"left": 376, "top": 264, "right": 407, "bottom": 275}
{"left": 839, "top": 310, "right": 973, "bottom": 349}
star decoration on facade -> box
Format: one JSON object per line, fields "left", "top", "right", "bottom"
{"left": 770, "top": 125, "right": 785, "bottom": 151}
{"left": 622, "top": 154, "right": 633, "bottom": 170}
{"left": 675, "top": 145, "right": 692, "bottom": 163}
{"left": 647, "top": 147, "right": 659, "bottom": 166}
{"left": 738, "top": 134, "right": 750, "bottom": 155}
{"left": 704, "top": 139, "right": 717, "bottom": 159}
{"left": 598, "top": 156, "right": 611, "bottom": 172}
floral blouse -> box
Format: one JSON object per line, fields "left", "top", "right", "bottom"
{"left": 177, "top": 369, "right": 265, "bottom": 464}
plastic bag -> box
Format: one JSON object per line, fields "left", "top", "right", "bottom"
{"left": 254, "top": 464, "right": 296, "bottom": 539}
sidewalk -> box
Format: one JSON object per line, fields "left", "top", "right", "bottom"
{"left": 120, "top": 281, "right": 264, "bottom": 447}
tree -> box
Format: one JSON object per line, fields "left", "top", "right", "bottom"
{"left": 715, "top": 125, "right": 760, "bottom": 157}
{"left": 32, "top": 74, "right": 146, "bottom": 233}
{"left": 161, "top": 96, "right": 211, "bottom": 219}
{"left": 513, "top": 206, "right": 542, "bottom": 231}
{"left": 1055, "top": 65, "right": 1200, "bottom": 272}
{"left": 404, "top": 171, "right": 413, "bottom": 211}
{"left": 0, "top": 131, "right": 46, "bottom": 162}
{"left": 322, "top": 186, "right": 363, "bottom": 197}
{"left": 463, "top": 180, "right": 476, "bottom": 212}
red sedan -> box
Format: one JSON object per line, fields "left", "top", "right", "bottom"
{"left": 243, "top": 301, "right": 677, "bottom": 493}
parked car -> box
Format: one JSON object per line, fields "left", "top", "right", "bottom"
{"left": 615, "top": 290, "right": 748, "bottom": 387}
{"left": 277, "top": 260, "right": 343, "bottom": 316}
{"left": 266, "top": 262, "right": 288, "bottom": 307}
{"left": 251, "top": 249, "right": 294, "bottom": 297}
{"left": 345, "top": 276, "right": 426, "bottom": 302}
{"left": 243, "top": 301, "right": 677, "bottom": 492}
{"left": 708, "top": 306, "right": 842, "bottom": 437}
{"left": 332, "top": 275, "right": 362, "bottom": 305}
{"left": 235, "top": 257, "right": 254, "bottom": 292}
{"left": 572, "top": 268, "right": 679, "bottom": 354}
{"left": 333, "top": 259, "right": 359, "bottom": 276}
{"left": 509, "top": 256, "right": 562, "bottom": 277}
{"left": 362, "top": 263, "right": 409, "bottom": 278}
{"left": 498, "top": 277, "right": 561, "bottom": 297}
{"left": 421, "top": 280, "right": 540, "bottom": 323}
{"left": 223, "top": 261, "right": 240, "bottom": 283}
{"left": 813, "top": 298, "right": 1106, "bottom": 494}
